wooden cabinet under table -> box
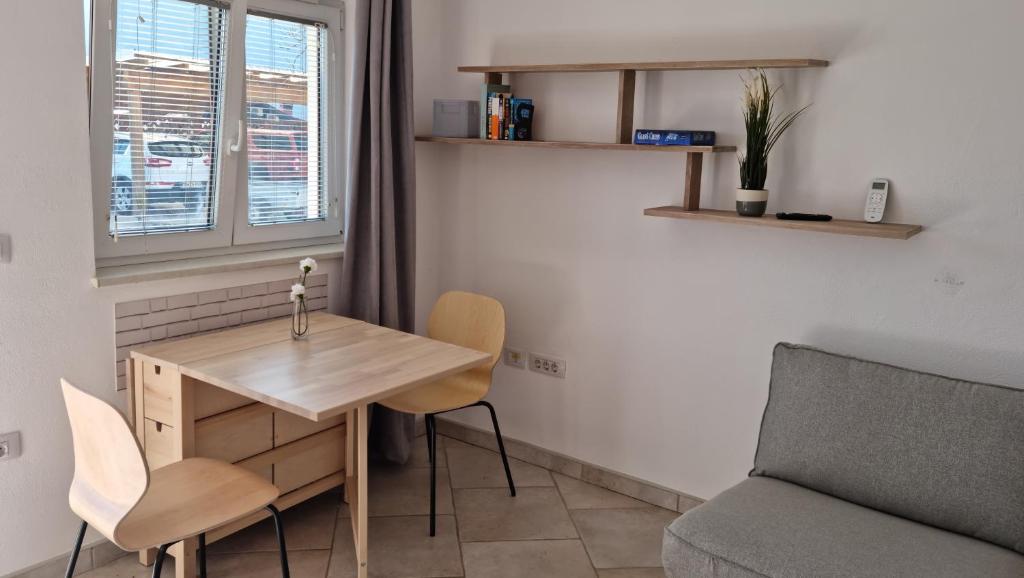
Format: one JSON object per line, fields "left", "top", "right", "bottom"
{"left": 130, "top": 357, "right": 346, "bottom": 573}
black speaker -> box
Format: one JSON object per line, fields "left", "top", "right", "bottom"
{"left": 512, "top": 102, "right": 534, "bottom": 141}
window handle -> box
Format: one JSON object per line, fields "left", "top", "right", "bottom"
{"left": 227, "top": 120, "right": 243, "bottom": 155}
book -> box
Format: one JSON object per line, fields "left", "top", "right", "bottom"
{"left": 480, "top": 83, "right": 510, "bottom": 138}
{"left": 633, "top": 129, "right": 716, "bottom": 146}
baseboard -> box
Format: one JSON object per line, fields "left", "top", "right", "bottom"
{"left": 434, "top": 417, "right": 704, "bottom": 513}
{"left": 4, "top": 537, "right": 127, "bottom": 578}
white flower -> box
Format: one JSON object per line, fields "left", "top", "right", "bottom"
{"left": 300, "top": 257, "right": 318, "bottom": 273}
{"left": 290, "top": 283, "right": 306, "bottom": 302}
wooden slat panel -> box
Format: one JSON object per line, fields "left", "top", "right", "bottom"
{"left": 275, "top": 411, "right": 345, "bottom": 447}
{"left": 195, "top": 381, "right": 258, "bottom": 420}
{"left": 195, "top": 404, "right": 274, "bottom": 463}
{"left": 458, "top": 59, "right": 829, "bottom": 73}
{"left": 643, "top": 207, "right": 923, "bottom": 239}
{"left": 274, "top": 426, "right": 346, "bottom": 494}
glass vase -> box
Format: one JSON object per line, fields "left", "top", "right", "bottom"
{"left": 291, "top": 298, "right": 309, "bottom": 340}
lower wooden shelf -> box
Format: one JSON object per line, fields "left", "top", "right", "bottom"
{"left": 643, "top": 206, "right": 922, "bottom": 240}
{"left": 415, "top": 135, "right": 734, "bottom": 153}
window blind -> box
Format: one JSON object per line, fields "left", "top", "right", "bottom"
{"left": 109, "top": 0, "right": 227, "bottom": 236}
{"left": 244, "top": 13, "right": 328, "bottom": 226}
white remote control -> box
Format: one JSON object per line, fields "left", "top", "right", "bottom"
{"left": 864, "top": 178, "right": 889, "bottom": 223}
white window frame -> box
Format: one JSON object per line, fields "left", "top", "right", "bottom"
{"left": 89, "top": 0, "right": 344, "bottom": 262}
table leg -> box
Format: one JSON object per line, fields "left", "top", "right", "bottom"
{"left": 344, "top": 408, "right": 355, "bottom": 505}
{"left": 345, "top": 404, "right": 369, "bottom": 578}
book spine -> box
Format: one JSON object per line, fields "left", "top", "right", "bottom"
{"left": 490, "top": 96, "right": 500, "bottom": 140}
{"left": 480, "top": 86, "right": 488, "bottom": 139}
{"left": 485, "top": 94, "right": 493, "bottom": 140}
{"left": 503, "top": 95, "right": 510, "bottom": 140}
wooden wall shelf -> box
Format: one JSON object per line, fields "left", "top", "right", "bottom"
{"left": 643, "top": 207, "right": 922, "bottom": 240}
{"left": 459, "top": 59, "right": 829, "bottom": 74}
{"left": 415, "top": 136, "right": 735, "bottom": 153}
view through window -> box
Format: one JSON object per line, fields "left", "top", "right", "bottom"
{"left": 109, "top": 0, "right": 227, "bottom": 236}
{"left": 245, "top": 13, "right": 328, "bottom": 226}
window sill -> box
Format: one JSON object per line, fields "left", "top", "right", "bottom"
{"left": 92, "top": 243, "right": 344, "bottom": 287}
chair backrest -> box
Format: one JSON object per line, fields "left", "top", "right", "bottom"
{"left": 428, "top": 291, "right": 506, "bottom": 387}
{"left": 61, "top": 379, "right": 149, "bottom": 544}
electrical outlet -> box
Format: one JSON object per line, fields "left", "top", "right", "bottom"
{"left": 0, "top": 431, "right": 21, "bottom": 462}
{"left": 528, "top": 353, "right": 566, "bottom": 378}
{"left": 503, "top": 347, "right": 526, "bottom": 369}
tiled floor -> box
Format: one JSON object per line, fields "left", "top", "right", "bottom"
{"left": 80, "top": 436, "right": 673, "bottom": 577}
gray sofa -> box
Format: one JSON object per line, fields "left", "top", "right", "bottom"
{"left": 663, "top": 343, "right": 1024, "bottom": 578}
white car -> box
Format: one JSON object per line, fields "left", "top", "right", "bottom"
{"left": 111, "top": 133, "right": 210, "bottom": 214}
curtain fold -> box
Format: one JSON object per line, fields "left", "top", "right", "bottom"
{"left": 338, "top": 0, "right": 416, "bottom": 463}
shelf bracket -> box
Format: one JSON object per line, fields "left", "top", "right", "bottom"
{"left": 615, "top": 69, "right": 636, "bottom": 144}
{"left": 683, "top": 152, "right": 704, "bottom": 210}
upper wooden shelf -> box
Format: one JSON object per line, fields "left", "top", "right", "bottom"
{"left": 644, "top": 207, "right": 922, "bottom": 240}
{"left": 458, "top": 59, "right": 829, "bottom": 74}
{"left": 416, "top": 136, "right": 735, "bottom": 153}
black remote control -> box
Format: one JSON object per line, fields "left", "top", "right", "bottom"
{"left": 776, "top": 213, "right": 833, "bottom": 222}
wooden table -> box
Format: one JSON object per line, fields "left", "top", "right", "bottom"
{"left": 129, "top": 312, "right": 490, "bottom": 578}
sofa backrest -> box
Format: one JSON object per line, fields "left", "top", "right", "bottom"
{"left": 751, "top": 343, "right": 1024, "bottom": 554}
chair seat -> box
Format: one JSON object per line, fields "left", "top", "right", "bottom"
{"left": 379, "top": 373, "right": 488, "bottom": 414}
{"left": 114, "top": 458, "right": 279, "bottom": 551}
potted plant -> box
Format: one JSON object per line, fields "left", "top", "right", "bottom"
{"left": 737, "top": 69, "right": 810, "bottom": 217}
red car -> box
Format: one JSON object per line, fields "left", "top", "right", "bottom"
{"left": 247, "top": 128, "right": 307, "bottom": 181}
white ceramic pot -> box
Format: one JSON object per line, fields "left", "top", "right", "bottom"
{"left": 736, "top": 188, "right": 769, "bottom": 217}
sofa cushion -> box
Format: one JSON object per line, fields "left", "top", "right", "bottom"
{"left": 663, "top": 477, "right": 1024, "bottom": 578}
{"left": 751, "top": 343, "right": 1024, "bottom": 553}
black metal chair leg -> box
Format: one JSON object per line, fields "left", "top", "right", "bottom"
{"left": 64, "top": 521, "right": 88, "bottom": 578}
{"left": 477, "top": 401, "right": 516, "bottom": 497}
{"left": 198, "top": 533, "right": 207, "bottom": 578}
{"left": 266, "top": 505, "right": 290, "bottom": 578}
{"left": 428, "top": 413, "right": 438, "bottom": 536}
{"left": 152, "top": 543, "right": 172, "bottom": 578}
{"left": 425, "top": 413, "right": 434, "bottom": 464}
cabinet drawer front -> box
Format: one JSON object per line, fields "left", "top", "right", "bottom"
{"left": 236, "top": 461, "right": 273, "bottom": 484}
{"left": 274, "top": 426, "right": 345, "bottom": 494}
{"left": 195, "top": 404, "right": 274, "bottom": 463}
{"left": 143, "top": 418, "right": 176, "bottom": 470}
{"left": 195, "top": 381, "right": 256, "bottom": 420}
{"left": 142, "top": 362, "right": 177, "bottom": 424}
{"left": 274, "top": 411, "right": 345, "bottom": 447}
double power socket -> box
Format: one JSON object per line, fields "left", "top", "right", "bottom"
{"left": 503, "top": 348, "right": 566, "bottom": 378}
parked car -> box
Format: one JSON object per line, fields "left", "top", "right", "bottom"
{"left": 247, "top": 128, "right": 307, "bottom": 181}
{"left": 111, "top": 133, "right": 210, "bottom": 214}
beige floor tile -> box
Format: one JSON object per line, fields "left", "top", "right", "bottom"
{"left": 554, "top": 473, "right": 649, "bottom": 510}
{"left": 461, "top": 540, "right": 596, "bottom": 578}
{"left": 597, "top": 569, "right": 666, "bottom": 577}
{"left": 571, "top": 508, "right": 678, "bottom": 569}
{"left": 446, "top": 442, "right": 552, "bottom": 489}
{"left": 454, "top": 487, "right": 577, "bottom": 542}
{"left": 338, "top": 465, "right": 453, "bottom": 519}
{"left": 207, "top": 550, "right": 329, "bottom": 577}
{"left": 327, "top": 516, "right": 462, "bottom": 578}
{"left": 210, "top": 490, "right": 340, "bottom": 554}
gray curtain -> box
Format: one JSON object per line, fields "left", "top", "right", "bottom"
{"left": 338, "top": 0, "right": 416, "bottom": 464}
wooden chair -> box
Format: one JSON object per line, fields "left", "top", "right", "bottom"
{"left": 60, "top": 379, "right": 290, "bottom": 578}
{"left": 379, "top": 291, "right": 516, "bottom": 536}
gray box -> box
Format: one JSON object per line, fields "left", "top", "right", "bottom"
{"left": 432, "top": 99, "right": 480, "bottom": 138}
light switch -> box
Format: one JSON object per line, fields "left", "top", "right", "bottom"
{"left": 0, "top": 234, "right": 9, "bottom": 263}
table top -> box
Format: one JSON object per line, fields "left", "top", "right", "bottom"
{"left": 131, "top": 312, "right": 491, "bottom": 421}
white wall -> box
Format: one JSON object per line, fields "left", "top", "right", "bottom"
{"left": 412, "top": 0, "right": 1024, "bottom": 501}
{"left": 0, "top": 2, "right": 342, "bottom": 573}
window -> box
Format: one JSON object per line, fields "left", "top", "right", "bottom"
{"left": 89, "top": 0, "right": 344, "bottom": 261}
